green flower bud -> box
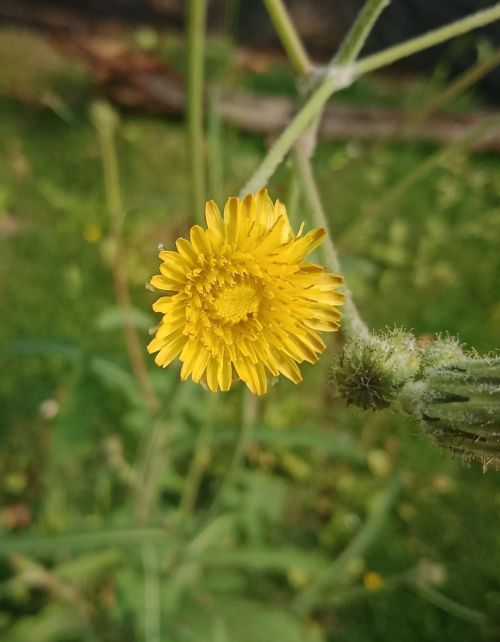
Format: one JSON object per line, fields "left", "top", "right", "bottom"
{"left": 332, "top": 330, "right": 499, "bottom": 469}
{"left": 419, "top": 336, "right": 465, "bottom": 371}
{"left": 402, "top": 357, "right": 500, "bottom": 469}
{"left": 332, "top": 332, "right": 419, "bottom": 411}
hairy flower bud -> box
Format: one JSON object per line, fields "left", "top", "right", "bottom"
{"left": 332, "top": 333, "right": 499, "bottom": 469}
{"left": 402, "top": 356, "right": 500, "bottom": 469}
{"left": 332, "top": 331, "right": 419, "bottom": 410}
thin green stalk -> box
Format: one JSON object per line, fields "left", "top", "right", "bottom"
{"left": 0, "top": 528, "right": 169, "bottom": 556}
{"left": 135, "top": 417, "right": 172, "bottom": 526}
{"left": 142, "top": 542, "right": 161, "bottom": 642}
{"left": 262, "top": 0, "right": 312, "bottom": 75}
{"left": 208, "top": 389, "right": 258, "bottom": 516}
{"left": 413, "top": 584, "right": 487, "bottom": 626}
{"left": 240, "top": 3, "right": 500, "bottom": 196}
{"left": 285, "top": 161, "right": 302, "bottom": 226}
{"left": 301, "top": 0, "right": 389, "bottom": 152}
{"left": 408, "top": 46, "right": 500, "bottom": 130}
{"left": 294, "top": 473, "right": 404, "bottom": 615}
{"left": 187, "top": 0, "right": 208, "bottom": 223}
{"left": 264, "top": 0, "right": 385, "bottom": 340}
{"left": 179, "top": 393, "right": 218, "bottom": 517}
{"left": 91, "top": 102, "right": 160, "bottom": 414}
{"left": 294, "top": 147, "right": 369, "bottom": 341}
{"left": 342, "top": 114, "right": 500, "bottom": 248}
{"left": 333, "top": 46, "right": 500, "bottom": 179}
{"left": 208, "top": 88, "right": 225, "bottom": 207}
{"left": 356, "top": 4, "right": 500, "bottom": 77}
{"left": 334, "top": 0, "right": 390, "bottom": 65}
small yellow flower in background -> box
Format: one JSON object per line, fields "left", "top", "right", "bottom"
{"left": 83, "top": 223, "right": 102, "bottom": 243}
{"left": 363, "top": 571, "right": 384, "bottom": 591}
{"left": 147, "top": 190, "right": 344, "bottom": 395}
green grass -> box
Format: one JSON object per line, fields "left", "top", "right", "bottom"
{"left": 0, "top": 29, "right": 499, "bottom": 642}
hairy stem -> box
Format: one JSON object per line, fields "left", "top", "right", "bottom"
{"left": 92, "top": 103, "right": 160, "bottom": 414}
{"left": 262, "top": 0, "right": 312, "bottom": 75}
{"left": 294, "top": 148, "right": 369, "bottom": 340}
{"left": 208, "top": 390, "right": 258, "bottom": 516}
{"left": 141, "top": 541, "right": 161, "bottom": 642}
{"left": 240, "top": 3, "right": 500, "bottom": 196}
{"left": 187, "top": 0, "right": 207, "bottom": 223}
{"left": 179, "top": 393, "right": 217, "bottom": 517}
{"left": 334, "top": 0, "right": 390, "bottom": 65}
{"left": 264, "top": 0, "right": 384, "bottom": 339}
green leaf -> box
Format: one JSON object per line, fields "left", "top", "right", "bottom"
{"left": 172, "top": 597, "right": 315, "bottom": 642}
{"left": 197, "top": 546, "right": 328, "bottom": 575}
{"left": 0, "top": 527, "right": 169, "bottom": 556}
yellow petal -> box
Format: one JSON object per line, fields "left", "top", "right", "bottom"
{"left": 191, "top": 348, "right": 210, "bottom": 383}
{"left": 224, "top": 197, "right": 244, "bottom": 245}
{"left": 180, "top": 340, "right": 199, "bottom": 380}
{"left": 205, "top": 200, "right": 223, "bottom": 234}
{"left": 190, "top": 225, "right": 212, "bottom": 255}
{"left": 154, "top": 335, "right": 185, "bottom": 367}
{"left": 281, "top": 228, "right": 326, "bottom": 262}
{"left": 151, "top": 274, "right": 184, "bottom": 291}
{"left": 160, "top": 261, "right": 187, "bottom": 283}
{"left": 276, "top": 353, "right": 302, "bottom": 384}
{"left": 206, "top": 356, "right": 219, "bottom": 392}
{"left": 218, "top": 353, "right": 232, "bottom": 391}
{"left": 175, "top": 238, "right": 199, "bottom": 265}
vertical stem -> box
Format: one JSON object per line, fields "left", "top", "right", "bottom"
{"left": 142, "top": 541, "right": 161, "bottom": 642}
{"left": 207, "top": 88, "right": 225, "bottom": 207}
{"left": 262, "top": 0, "right": 382, "bottom": 340}
{"left": 294, "top": 148, "right": 369, "bottom": 340}
{"left": 92, "top": 103, "right": 160, "bottom": 414}
{"left": 334, "top": 0, "right": 390, "bottom": 65}
{"left": 241, "top": 3, "right": 500, "bottom": 196}
{"left": 187, "top": 0, "right": 208, "bottom": 223}
{"left": 262, "top": 0, "right": 312, "bottom": 75}
{"left": 285, "top": 161, "right": 302, "bottom": 226}
{"left": 179, "top": 393, "right": 217, "bottom": 517}
{"left": 208, "top": 389, "right": 258, "bottom": 516}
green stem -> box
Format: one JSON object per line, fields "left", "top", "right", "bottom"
{"left": 141, "top": 541, "right": 161, "bottom": 642}
{"left": 92, "top": 102, "right": 160, "bottom": 414}
{"left": 294, "top": 148, "right": 369, "bottom": 340}
{"left": 208, "top": 389, "right": 258, "bottom": 516}
{"left": 240, "top": 3, "right": 500, "bottom": 196}
{"left": 187, "top": 0, "right": 208, "bottom": 223}
{"left": 285, "top": 160, "right": 302, "bottom": 226}
{"left": 264, "top": 0, "right": 385, "bottom": 340}
{"left": 413, "top": 584, "right": 487, "bottom": 626}
{"left": 0, "top": 528, "right": 170, "bottom": 555}
{"left": 179, "top": 394, "right": 217, "bottom": 517}
{"left": 334, "top": 0, "right": 390, "bottom": 65}
{"left": 294, "top": 473, "right": 404, "bottom": 615}
{"left": 207, "top": 87, "right": 225, "bottom": 207}
{"left": 408, "top": 46, "right": 500, "bottom": 129}
{"left": 262, "top": 0, "right": 312, "bottom": 75}
{"left": 343, "top": 114, "right": 500, "bottom": 248}
{"left": 356, "top": 4, "right": 500, "bottom": 76}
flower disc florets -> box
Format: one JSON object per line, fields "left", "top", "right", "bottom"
{"left": 147, "top": 190, "right": 344, "bottom": 394}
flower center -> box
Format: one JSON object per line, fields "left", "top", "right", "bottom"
{"left": 212, "top": 281, "right": 260, "bottom": 325}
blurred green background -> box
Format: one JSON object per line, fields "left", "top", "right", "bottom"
{"left": 1, "top": 21, "right": 500, "bottom": 642}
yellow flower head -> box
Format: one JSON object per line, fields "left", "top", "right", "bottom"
{"left": 147, "top": 190, "right": 344, "bottom": 395}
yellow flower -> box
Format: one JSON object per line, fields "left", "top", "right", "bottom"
{"left": 147, "top": 190, "right": 344, "bottom": 395}
{"left": 363, "top": 571, "right": 384, "bottom": 591}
